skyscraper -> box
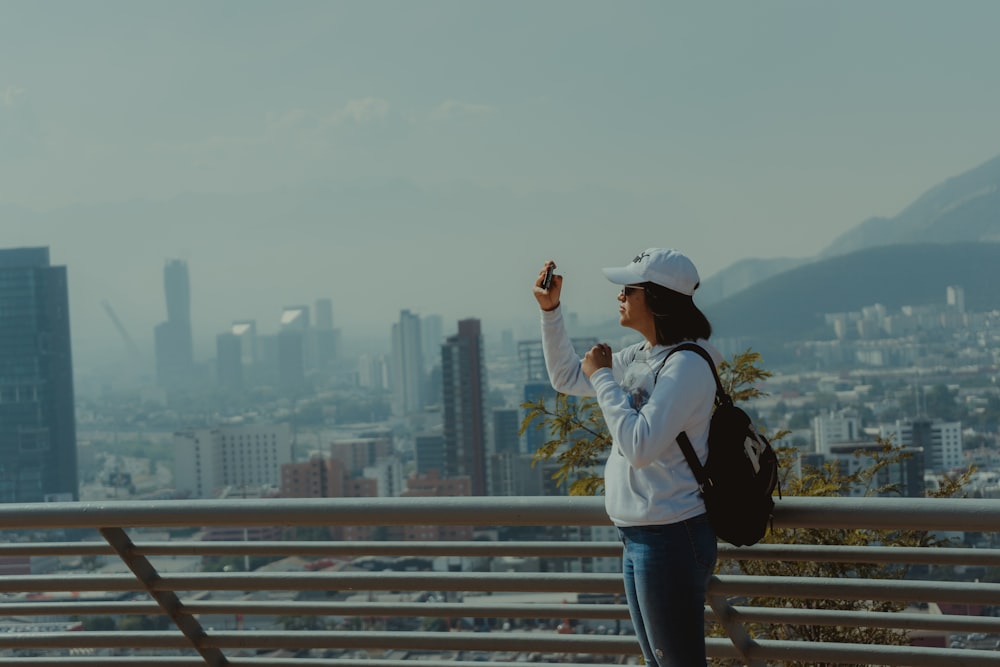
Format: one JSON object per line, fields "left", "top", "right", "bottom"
{"left": 441, "top": 318, "right": 488, "bottom": 495}
{"left": 278, "top": 306, "right": 309, "bottom": 391}
{"left": 0, "top": 247, "right": 79, "bottom": 502}
{"left": 391, "top": 310, "right": 424, "bottom": 416}
{"left": 154, "top": 259, "right": 195, "bottom": 390}
{"left": 314, "top": 298, "right": 339, "bottom": 369}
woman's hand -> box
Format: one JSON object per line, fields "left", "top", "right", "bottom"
{"left": 533, "top": 260, "right": 562, "bottom": 312}
{"left": 582, "top": 343, "right": 613, "bottom": 378}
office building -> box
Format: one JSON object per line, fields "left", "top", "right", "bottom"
{"left": 493, "top": 408, "right": 521, "bottom": 455}
{"left": 154, "top": 259, "right": 195, "bottom": 391}
{"left": 314, "top": 297, "right": 339, "bottom": 369}
{"left": 813, "top": 409, "right": 863, "bottom": 455}
{"left": 0, "top": 247, "right": 78, "bottom": 503}
{"left": 391, "top": 310, "right": 424, "bottom": 416}
{"left": 879, "top": 419, "right": 964, "bottom": 473}
{"left": 174, "top": 423, "right": 293, "bottom": 499}
{"left": 215, "top": 332, "right": 243, "bottom": 391}
{"left": 421, "top": 314, "right": 443, "bottom": 373}
{"left": 441, "top": 318, "right": 488, "bottom": 495}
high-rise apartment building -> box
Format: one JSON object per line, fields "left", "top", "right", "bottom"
{"left": 441, "top": 318, "right": 488, "bottom": 495}
{"left": 0, "top": 247, "right": 79, "bottom": 503}
{"left": 391, "top": 310, "right": 424, "bottom": 416}
{"left": 154, "top": 259, "right": 195, "bottom": 390}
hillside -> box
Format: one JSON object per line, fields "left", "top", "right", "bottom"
{"left": 703, "top": 242, "right": 1000, "bottom": 345}
{"left": 699, "top": 152, "right": 1000, "bottom": 305}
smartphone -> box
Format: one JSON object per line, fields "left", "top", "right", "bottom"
{"left": 541, "top": 265, "right": 555, "bottom": 290}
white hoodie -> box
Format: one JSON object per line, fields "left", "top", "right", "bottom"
{"left": 540, "top": 306, "right": 723, "bottom": 527}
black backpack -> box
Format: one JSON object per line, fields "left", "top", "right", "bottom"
{"left": 661, "top": 343, "right": 780, "bottom": 547}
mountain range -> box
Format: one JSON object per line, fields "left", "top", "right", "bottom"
{"left": 699, "top": 152, "right": 1000, "bottom": 307}
{"left": 696, "top": 152, "right": 1000, "bottom": 357}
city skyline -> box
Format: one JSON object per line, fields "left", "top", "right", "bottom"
{"left": 3, "top": 2, "right": 1000, "bottom": 367}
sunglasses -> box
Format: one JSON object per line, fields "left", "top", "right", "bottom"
{"left": 620, "top": 285, "right": 644, "bottom": 298}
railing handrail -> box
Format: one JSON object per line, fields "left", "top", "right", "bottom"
{"left": 3, "top": 495, "right": 999, "bottom": 530}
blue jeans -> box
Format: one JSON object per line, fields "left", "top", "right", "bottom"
{"left": 618, "top": 514, "right": 717, "bottom": 667}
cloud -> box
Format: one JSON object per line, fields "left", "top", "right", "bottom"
{"left": 2, "top": 86, "right": 25, "bottom": 108}
{"left": 326, "top": 97, "right": 390, "bottom": 125}
{"left": 429, "top": 99, "right": 496, "bottom": 122}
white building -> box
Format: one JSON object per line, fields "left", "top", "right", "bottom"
{"left": 813, "top": 409, "right": 863, "bottom": 455}
{"left": 174, "top": 423, "right": 293, "bottom": 499}
{"left": 363, "top": 456, "right": 406, "bottom": 497}
{"left": 391, "top": 309, "right": 425, "bottom": 416}
{"left": 879, "top": 419, "right": 963, "bottom": 473}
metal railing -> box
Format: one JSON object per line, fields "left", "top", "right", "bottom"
{"left": 0, "top": 496, "right": 998, "bottom": 666}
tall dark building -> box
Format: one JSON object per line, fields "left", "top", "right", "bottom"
{"left": 313, "top": 298, "right": 339, "bottom": 369}
{"left": 154, "top": 259, "right": 195, "bottom": 390}
{"left": 441, "top": 319, "right": 488, "bottom": 495}
{"left": 0, "top": 247, "right": 79, "bottom": 502}
{"left": 215, "top": 332, "right": 243, "bottom": 391}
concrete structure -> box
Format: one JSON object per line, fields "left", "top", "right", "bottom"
{"left": 154, "top": 259, "right": 195, "bottom": 391}
{"left": 391, "top": 309, "right": 424, "bottom": 416}
{"left": 880, "top": 418, "right": 964, "bottom": 472}
{"left": 174, "top": 423, "right": 293, "bottom": 499}
{"left": 0, "top": 247, "right": 79, "bottom": 503}
{"left": 442, "top": 319, "right": 488, "bottom": 495}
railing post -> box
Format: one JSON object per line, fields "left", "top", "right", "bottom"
{"left": 100, "top": 526, "right": 228, "bottom": 667}
{"left": 708, "top": 575, "right": 765, "bottom": 667}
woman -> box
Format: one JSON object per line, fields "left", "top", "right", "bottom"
{"left": 533, "top": 247, "right": 721, "bottom": 667}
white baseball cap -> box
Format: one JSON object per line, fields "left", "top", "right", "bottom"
{"left": 602, "top": 248, "right": 700, "bottom": 296}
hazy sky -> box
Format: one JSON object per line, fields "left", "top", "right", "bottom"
{"left": 3, "top": 1, "right": 1000, "bottom": 362}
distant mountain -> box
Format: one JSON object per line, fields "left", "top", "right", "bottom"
{"left": 822, "top": 153, "right": 1000, "bottom": 257}
{"left": 699, "top": 152, "right": 1000, "bottom": 305}
{"left": 696, "top": 256, "right": 807, "bottom": 305}
{"left": 704, "top": 242, "right": 1000, "bottom": 349}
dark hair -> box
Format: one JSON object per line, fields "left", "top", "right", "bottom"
{"left": 640, "top": 282, "right": 712, "bottom": 346}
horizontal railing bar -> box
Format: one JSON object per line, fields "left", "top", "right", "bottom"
{"left": 5, "top": 596, "right": 995, "bottom": 636}
{"left": 0, "top": 662, "right": 633, "bottom": 667}
{"left": 186, "top": 600, "right": 631, "bottom": 619}
{"left": 0, "top": 661, "right": 206, "bottom": 667}
{"left": 0, "top": 601, "right": 162, "bottom": 615}
{"left": 0, "top": 574, "right": 141, "bottom": 593}
{"left": 141, "top": 540, "right": 623, "bottom": 558}
{"left": 224, "top": 662, "right": 636, "bottom": 667}
{"left": 0, "top": 662, "right": 635, "bottom": 667}
{"left": 6, "top": 540, "right": 999, "bottom": 567}
{"left": 0, "top": 497, "right": 609, "bottom": 530}
{"left": 729, "top": 605, "right": 1000, "bottom": 634}
{"left": 5, "top": 631, "right": 990, "bottom": 667}
{"left": 0, "top": 599, "right": 629, "bottom": 621}
{"left": 0, "top": 632, "right": 190, "bottom": 649}
{"left": 0, "top": 540, "right": 625, "bottom": 558}
{"left": 0, "top": 542, "right": 114, "bottom": 556}
{"left": 0, "top": 630, "right": 639, "bottom": 654}
{"left": 203, "top": 630, "right": 638, "bottom": 653}
{"left": 153, "top": 571, "right": 624, "bottom": 593}
{"left": 712, "top": 574, "right": 1000, "bottom": 605}
{"left": 748, "top": 639, "right": 1000, "bottom": 666}
{"left": 1, "top": 496, "right": 998, "bottom": 531}
{"left": 720, "top": 543, "right": 1000, "bottom": 567}
{"left": 5, "top": 570, "right": 995, "bottom": 603}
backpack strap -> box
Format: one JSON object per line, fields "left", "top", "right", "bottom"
{"left": 657, "top": 342, "right": 731, "bottom": 491}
